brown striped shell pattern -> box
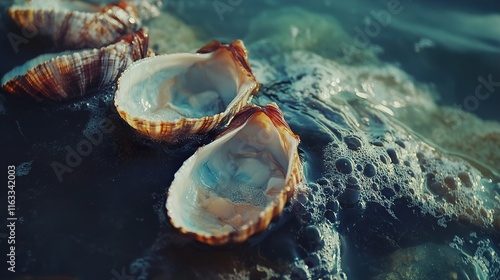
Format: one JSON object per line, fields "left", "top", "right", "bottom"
{"left": 1, "top": 27, "right": 150, "bottom": 101}
{"left": 8, "top": 0, "right": 140, "bottom": 50}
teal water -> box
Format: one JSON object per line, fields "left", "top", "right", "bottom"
{"left": 0, "top": 0, "right": 499, "bottom": 279}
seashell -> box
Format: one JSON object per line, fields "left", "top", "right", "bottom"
{"left": 1, "top": 27, "right": 150, "bottom": 102}
{"left": 8, "top": 0, "right": 140, "bottom": 49}
{"left": 114, "top": 40, "right": 259, "bottom": 142}
{"left": 166, "top": 103, "right": 304, "bottom": 245}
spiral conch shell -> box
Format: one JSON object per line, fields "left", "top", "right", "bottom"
{"left": 114, "top": 40, "right": 259, "bottom": 142}
{"left": 1, "top": 27, "right": 150, "bottom": 102}
{"left": 8, "top": 0, "right": 140, "bottom": 49}
{"left": 166, "top": 103, "right": 304, "bottom": 245}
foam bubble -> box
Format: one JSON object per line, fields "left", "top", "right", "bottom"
{"left": 16, "top": 161, "right": 33, "bottom": 176}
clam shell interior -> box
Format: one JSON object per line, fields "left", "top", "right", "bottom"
{"left": 1, "top": 51, "right": 71, "bottom": 86}
{"left": 115, "top": 50, "right": 255, "bottom": 122}
{"left": 167, "top": 110, "right": 298, "bottom": 237}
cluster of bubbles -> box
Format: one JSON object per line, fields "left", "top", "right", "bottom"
{"left": 288, "top": 185, "right": 344, "bottom": 279}
{"left": 320, "top": 122, "right": 499, "bottom": 232}
{"left": 250, "top": 50, "right": 500, "bottom": 278}
{"left": 251, "top": 49, "right": 500, "bottom": 230}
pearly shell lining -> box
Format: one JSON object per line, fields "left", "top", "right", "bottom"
{"left": 116, "top": 50, "right": 251, "bottom": 122}
{"left": 167, "top": 111, "right": 298, "bottom": 236}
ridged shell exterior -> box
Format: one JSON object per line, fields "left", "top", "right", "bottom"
{"left": 166, "top": 103, "right": 304, "bottom": 245}
{"left": 114, "top": 40, "right": 259, "bottom": 142}
{"left": 1, "top": 27, "right": 150, "bottom": 102}
{"left": 8, "top": 1, "right": 140, "bottom": 49}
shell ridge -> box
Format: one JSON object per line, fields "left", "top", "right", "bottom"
{"left": 2, "top": 27, "right": 149, "bottom": 101}
{"left": 8, "top": 1, "right": 140, "bottom": 49}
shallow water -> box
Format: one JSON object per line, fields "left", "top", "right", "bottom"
{"left": 0, "top": 0, "right": 499, "bottom": 279}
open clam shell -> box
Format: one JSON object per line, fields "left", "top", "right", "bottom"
{"left": 1, "top": 27, "right": 150, "bottom": 102}
{"left": 166, "top": 103, "right": 303, "bottom": 245}
{"left": 114, "top": 40, "right": 259, "bottom": 142}
{"left": 8, "top": 0, "right": 140, "bottom": 49}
